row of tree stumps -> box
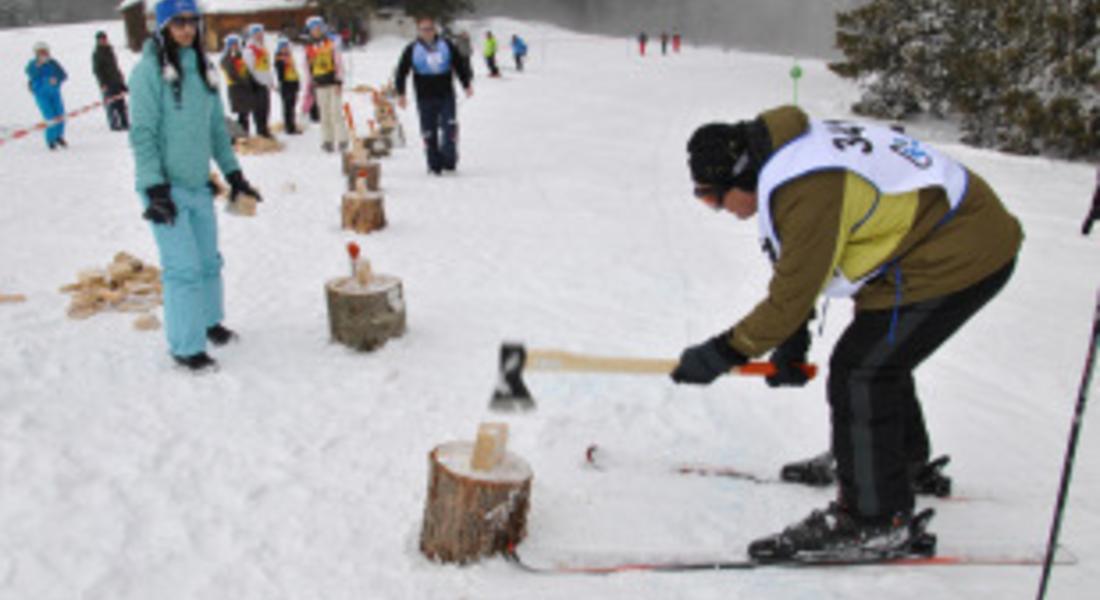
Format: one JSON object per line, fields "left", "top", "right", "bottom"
{"left": 326, "top": 91, "right": 534, "bottom": 568}
{"left": 326, "top": 89, "right": 407, "bottom": 352}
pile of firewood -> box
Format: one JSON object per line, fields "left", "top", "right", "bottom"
{"left": 234, "top": 136, "right": 285, "bottom": 156}
{"left": 60, "top": 252, "right": 162, "bottom": 326}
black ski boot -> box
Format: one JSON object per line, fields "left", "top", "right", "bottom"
{"left": 173, "top": 352, "right": 218, "bottom": 373}
{"left": 747, "top": 503, "right": 937, "bottom": 563}
{"left": 780, "top": 451, "right": 836, "bottom": 486}
{"left": 910, "top": 456, "right": 953, "bottom": 498}
{"left": 206, "top": 324, "right": 238, "bottom": 346}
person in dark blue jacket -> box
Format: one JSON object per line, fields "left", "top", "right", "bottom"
{"left": 25, "top": 41, "right": 68, "bottom": 150}
{"left": 129, "top": 0, "right": 262, "bottom": 372}
{"left": 511, "top": 34, "right": 528, "bottom": 72}
{"left": 394, "top": 16, "right": 473, "bottom": 175}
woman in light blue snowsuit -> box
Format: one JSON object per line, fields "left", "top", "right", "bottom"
{"left": 25, "top": 42, "right": 68, "bottom": 149}
{"left": 129, "top": 0, "right": 262, "bottom": 372}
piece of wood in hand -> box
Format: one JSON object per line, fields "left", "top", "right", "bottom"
{"left": 471, "top": 422, "right": 509, "bottom": 472}
{"left": 420, "top": 441, "right": 532, "bottom": 564}
{"left": 227, "top": 193, "right": 258, "bottom": 217}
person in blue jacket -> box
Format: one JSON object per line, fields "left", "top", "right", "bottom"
{"left": 25, "top": 41, "right": 68, "bottom": 150}
{"left": 129, "top": 0, "right": 262, "bottom": 372}
{"left": 511, "top": 34, "right": 527, "bottom": 72}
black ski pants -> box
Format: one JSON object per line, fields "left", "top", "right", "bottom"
{"left": 829, "top": 259, "right": 1015, "bottom": 521}
{"left": 280, "top": 82, "right": 299, "bottom": 133}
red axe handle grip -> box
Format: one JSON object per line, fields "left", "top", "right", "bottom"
{"left": 735, "top": 362, "right": 819, "bottom": 380}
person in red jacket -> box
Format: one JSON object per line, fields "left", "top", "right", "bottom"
{"left": 637, "top": 31, "right": 648, "bottom": 56}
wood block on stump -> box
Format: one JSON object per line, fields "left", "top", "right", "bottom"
{"left": 420, "top": 440, "right": 532, "bottom": 564}
{"left": 325, "top": 275, "right": 406, "bottom": 351}
{"left": 342, "top": 147, "right": 371, "bottom": 176}
{"left": 341, "top": 191, "right": 386, "bottom": 234}
{"left": 364, "top": 135, "right": 391, "bottom": 158}
{"left": 346, "top": 160, "right": 381, "bottom": 193}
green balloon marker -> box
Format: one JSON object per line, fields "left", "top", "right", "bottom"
{"left": 790, "top": 62, "right": 803, "bottom": 106}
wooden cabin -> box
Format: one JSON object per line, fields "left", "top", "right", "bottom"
{"left": 118, "top": 0, "right": 321, "bottom": 53}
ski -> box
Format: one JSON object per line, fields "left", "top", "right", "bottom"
{"left": 505, "top": 546, "right": 1077, "bottom": 575}
{"left": 583, "top": 444, "right": 980, "bottom": 502}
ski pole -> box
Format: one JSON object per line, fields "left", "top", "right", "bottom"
{"left": 1036, "top": 289, "right": 1100, "bottom": 600}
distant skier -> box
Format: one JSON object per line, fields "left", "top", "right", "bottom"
{"left": 220, "top": 34, "right": 256, "bottom": 135}
{"left": 660, "top": 31, "right": 669, "bottom": 55}
{"left": 243, "top": 23, "right": 275, "bottom": 138}
{"left": 273, "top": 36, "right": 301, "bottom": 135}
{"left": 129, "top": 0, "right": 262, "bottom": 372}
{"left": 302, "top": 15, "right": 349, "bottom": 152}
{"left": 483, "top": 30, "right": 501, "bottom": 77}
{"left": 394, "top": 16, "right": 473, "bottom": 175}
{"left": 511, "top": 34, "right": 528, "bottom": 72}
{"left": 672, "top": 31, "right": 682, "bottom": 53}
{"left": 673, "top": 106, "right": 1023, "bottom": 561}
{"left": 25, "top": 41, "right": 68, "bottom": 150}
{"left": 1083, "top": 166, "right": 1100, "bottom": 236}
{"left": 637, "top": 31, "right": 648, "bottom": 56}
{"left": 92, "top": 31, "right": 129, "bottom": 131}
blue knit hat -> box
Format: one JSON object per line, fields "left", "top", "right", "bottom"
{"left": 247, "top": 23, "right": 265, "bottom": 38}
{"left": 155, "top": 0, "right": 200, "bottom": 32}
{"left": 224, "top": 33, "right": 241, "bottom": 48}
{"left": 275, "top": 37, "right": 290, "bottom": 52}
{"left": 305, "top": 16, "right": 325, "bottom": 32}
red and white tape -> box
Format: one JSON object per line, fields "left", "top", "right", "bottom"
{"left": 0, "top": 91, "right": 127, "bottom": 147}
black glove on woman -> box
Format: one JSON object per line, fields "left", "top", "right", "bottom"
{"left": 142, "top": 183, "right": 176, "bottom": 225}
{"left": 226, "top": 170, "right": 262, "bottom": 203}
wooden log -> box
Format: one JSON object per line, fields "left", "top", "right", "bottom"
{"left": 0, "top": 293, "right": 27, "bottom": 304}
{"left": 341, "top": 191, "right": 387, "bottom": 234}
{"left": 342, "top": 147, "right": 371, "bottom": 176}
{"left": 346, "top": 160, "right": 381, "bottom": 193}
{"left": 324, "top": 275, "right": 406, "bottom": 351}
{"left": 420, "top": 440, "right": 532, "bottom": 564}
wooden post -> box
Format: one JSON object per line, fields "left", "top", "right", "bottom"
{"left": 341, "top": 191, "right": 386, "bottom": 234}
{"left": 346, "top": 160, "right": 381, "bottom": 193}
{"left": 324, "top": 275, "right": 406, "bottom": 351}
{"left": 420, "top": 434, "right": 532, "bottom": 564}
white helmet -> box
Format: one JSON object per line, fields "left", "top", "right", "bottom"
{"left": 32, "top": 41, "right": 49, "bottom": 53}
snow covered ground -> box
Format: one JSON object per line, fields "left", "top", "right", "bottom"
{"left": 1, "top": 17, "right": 1098, "bottom": 600}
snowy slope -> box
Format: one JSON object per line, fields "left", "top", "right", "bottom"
{"left": 1, "top": 17, "right": 1098, "bottom": 600}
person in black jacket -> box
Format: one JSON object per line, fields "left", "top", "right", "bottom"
{"left": 273, "top": 36, "right": 301, "bottom": 135}
{"left": 92, "top": 31, "right": 129, "bottom": 131}
{"left": 395, "top": 16, "right": 473, "bottom": 175}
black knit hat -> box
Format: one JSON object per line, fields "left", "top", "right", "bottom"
{"left": 687, "top": 118, "right": 772, "bottom": 191}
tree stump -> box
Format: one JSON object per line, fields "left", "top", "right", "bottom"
{"left": 342, "top": 147, "right": 371, "bottom": 176}
{"left": 420, "top": 440, "right": 533, "bottom": 564}
{"left": 324, "top": 275, "right": 406, "bottom": 351}
{"left": 341, "top": 191, "right": 386, "bottom": 234}
{"left": 346, "top": 160, "right": 381, "bottom": 193}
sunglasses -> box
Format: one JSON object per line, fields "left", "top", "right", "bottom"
{"left": 170, "top": 15, "right": 201, "bottom": 28}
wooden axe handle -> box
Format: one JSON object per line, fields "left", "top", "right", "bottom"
{"left": 525, "top": 349, "right": 818, "bottom": 380}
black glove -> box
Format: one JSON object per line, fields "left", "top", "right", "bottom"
{"left": 142, "top": 183, "right": 176, "bottom": 225}
{"left": 670, "top": 332, "right": 748, "bottom": 385}
{"left": 766, "top": 322, "right": 811, "bottom": 388}
{"left": 226, "top": 170, "right": 262, "bottom": 203}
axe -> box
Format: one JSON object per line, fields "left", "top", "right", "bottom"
{"left": 489, "top": 342, "right": 819, "bottom": 411}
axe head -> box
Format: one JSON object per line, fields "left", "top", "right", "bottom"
{"left": 489, "top": 342, "right": 535, "bottom": 412}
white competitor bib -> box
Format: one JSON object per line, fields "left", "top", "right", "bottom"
{"left": 756, "top": 119, "right": 969, "bottom": 297}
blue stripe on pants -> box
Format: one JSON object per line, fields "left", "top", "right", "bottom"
{"left": 143, "top": 185, "right": 225, "bottom": 357}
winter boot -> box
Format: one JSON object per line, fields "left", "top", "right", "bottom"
{"left": 206, "top": 324, "right": 239, "bottom": 346}
{"left": 747, "top": 502, "right": 937, "bottom": 563}
{"left": 780, "top": 451, "right": 836, "bottom": 487}
{"left": 322, "top": 141, "right": 335, "bottom": 153}
{"left": 56, "top": 137, "right": 68, "bottom": 148}
{"left": 173, "top": 352, "right": 218, "bottom": 373}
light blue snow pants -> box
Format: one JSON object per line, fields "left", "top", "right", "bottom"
{"left": 143, "top": 185, "right": 224, "bottom": 357}
{"left": 33, "top": 88, "right": 65, "bottom": 146}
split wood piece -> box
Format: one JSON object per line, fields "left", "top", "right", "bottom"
{"left": 324, "top": 274, "right": 406, "bottom": 351}
{"left": 234, "top": 136, "right": 285, "bottom": 156}
{"left": 346, "top": 160, "right": 381, "bottom": 193}
{"left": 341, "top": 191, "right": 387, "bottom": 234}
{"left": 354, "top": 259, "right": 373, "bottom": 286}
{"left": 133, "top": 313, "right": 161, "bottom": 331}
{"left": 420, "top": 440, "right": 532, "bottom": 564}
{"left": 471, "top": 423, "right": 509, "bottom": 472}
{"left": 342, "top": 147, "right": 371, "bottom": 176}
{"left": 0, "top": 294, "right": 27, "bottom": 304}
{"left": 226, "top": 193, "right": 259, "bottom": 217}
